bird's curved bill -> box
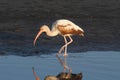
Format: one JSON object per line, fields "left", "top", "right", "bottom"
{"left": 33, "top": 30, "right": 43, "bottom": 46}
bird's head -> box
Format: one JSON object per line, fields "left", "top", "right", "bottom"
{"left": 33, "top": 25, "right": 49, "bottom": 46}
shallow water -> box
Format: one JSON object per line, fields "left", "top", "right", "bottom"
{"left": 0, "top": 51, "right": 120, "bottom": 80}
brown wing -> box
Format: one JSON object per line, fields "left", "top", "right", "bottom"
{"left": 57, "top": 24, "right": 84, "bottom": 35}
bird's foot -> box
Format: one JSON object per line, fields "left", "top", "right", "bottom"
{"left": 63, "top": 53, "right": 68, "bottom": 57}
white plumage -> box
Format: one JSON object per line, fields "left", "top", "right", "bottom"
{"left": 34, "top": 19, "right": 84, "bottom": 77}
{"left": 52, "top": 19, "right": 84, "bottom": 34}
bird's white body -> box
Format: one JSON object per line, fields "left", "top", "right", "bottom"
{"left": 51, "top": 19, "right": 84, "bottom": 36}
{"left": 53, "top": 19, "right": 84, "bottom": 31}
{"left": 34, "top": 19, "right": 84, "bottom": 77}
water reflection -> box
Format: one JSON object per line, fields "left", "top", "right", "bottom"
{"left": 0, "top": 51, "right": 120, "bottom": 80}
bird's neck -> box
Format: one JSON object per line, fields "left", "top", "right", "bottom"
{"left": 46, "top": 28, "right": 59, "bottom": 37}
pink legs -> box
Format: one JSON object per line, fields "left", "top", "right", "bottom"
{"left": 56, "top": 35, "right": 73, "bottom": 76}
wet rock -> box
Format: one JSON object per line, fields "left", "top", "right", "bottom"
{"left": 57, "top": 72, "right": 82, "bottom": 80}
{"left": 45, "top": 75, "right": 58, "bottom": 80}
{"left": 44, "top": 72, "right": 82, "bottom": 80}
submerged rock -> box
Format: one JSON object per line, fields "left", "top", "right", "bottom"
{"left": 45, "top": 75, "right": 58, "bottom": 80}
{"left": 44, "top": 72, "right": 82, "bottom": 80}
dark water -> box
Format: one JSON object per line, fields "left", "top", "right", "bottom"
{"left": 0, "top": 0, "right": 120, "bottom": 18}
{"left": 0, "top": 51, "right": 120, "bottom": 80}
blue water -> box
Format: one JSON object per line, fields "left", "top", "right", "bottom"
{"left": 0, "top": 51, "right": 120, "bottom": 80}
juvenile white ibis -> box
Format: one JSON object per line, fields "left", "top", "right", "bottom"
{"left": 33, "top": 19, "right": 84, "bottom": 76}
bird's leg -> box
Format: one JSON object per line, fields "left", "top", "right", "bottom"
{"left": 56, "top": 35, "right": 73, "bottom": 76}
{"left": 57, "top": 37, "right": 68, "bottom": 56}
{"left": 64, "top": 36, "right": 68, "bottom": 56}
{"left": 56, "top": 36, "right": 68, "bottom": 69}
{"left": 63, "top": 35, "right": 73, "bottom": 56}
{"left": 56, "top": 36, "right": 67, "bottom": 66}
{"left": 64, "top": 36, "right": 73, "bottom": 78}
{"left": 63, "top": 36, "right": 68, "bottom": 73}
{"left": 58, "top": 36, "right": 73, "bottom": 57}
{"left": 56, "top": 35, "right": 73, "bottom": 77}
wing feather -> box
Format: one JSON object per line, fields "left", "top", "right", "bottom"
{"left": 52, "top": 19, "right": 84, "bottom": 35}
